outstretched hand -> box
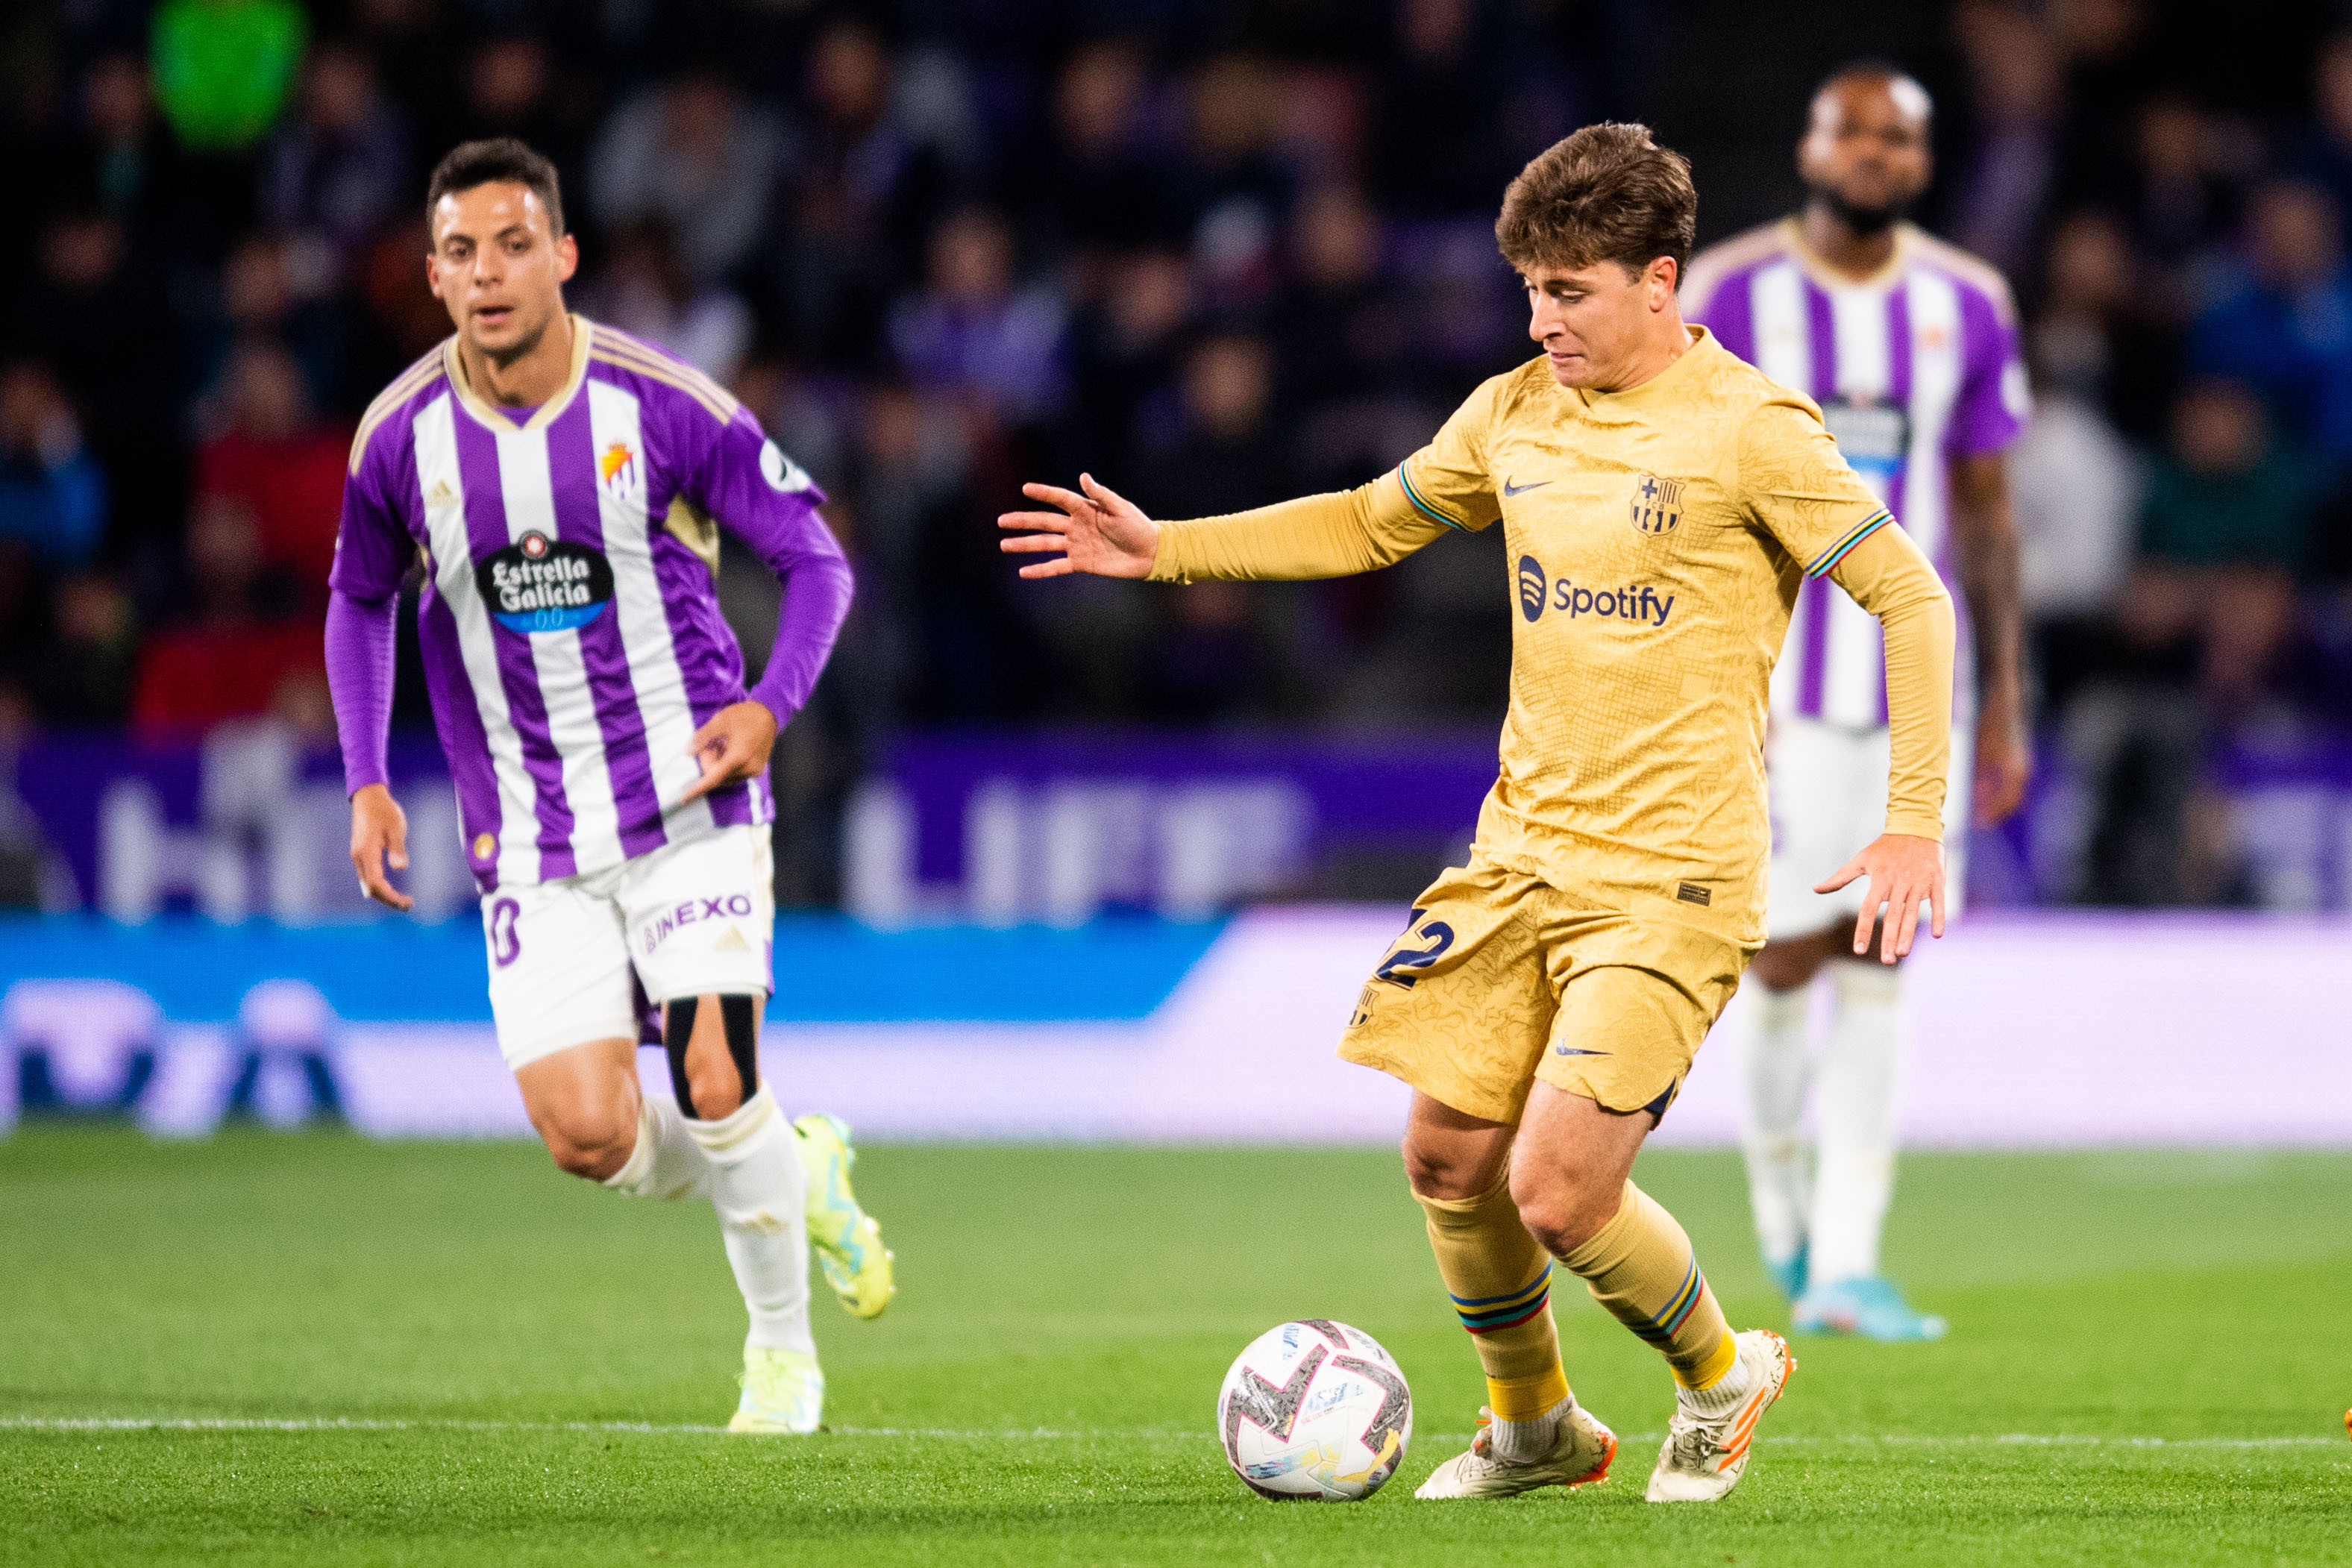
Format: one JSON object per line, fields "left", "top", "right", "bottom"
{"left": 997, "top": 473, "right": 1159, "bottom": 579}
{"left": 1815, "top": 832, "right": 1945, "bottom": 965}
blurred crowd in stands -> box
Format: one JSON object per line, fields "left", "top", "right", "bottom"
{"left": 1, "top": 0, "right": 2348, "bottom": 906}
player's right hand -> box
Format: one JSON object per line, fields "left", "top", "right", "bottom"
{"left": 997, "top": 473, "right": 1158, "bottom": 579}
{"left": 350, "top": 783, "right": 416, "bottom": 912}
{"left": 1816, "top": 830, "right": 1942, "bottom": 965}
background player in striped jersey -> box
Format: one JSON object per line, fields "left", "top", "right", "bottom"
{"left": 1684, "top": 66, "right": 2031, "bottom": 1341}
{"left": 329, "top": 140, "right": 891, "bottom": 1431}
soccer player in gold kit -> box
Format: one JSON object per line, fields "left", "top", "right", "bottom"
{"left": 1000, "top": 124, "right": 1955, "bottom": 1503}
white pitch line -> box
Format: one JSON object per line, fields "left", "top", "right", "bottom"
{"left": 0, "top": 1417, "right": 729, "bottom": 1436}
{"left": 0, "top": 1417, "right": 1149, "bottom": 1440}
{"left": 0, "top": 1416, "right": 2340, "bottom": 1449}
{"left": 1769, "top": 1433, "right": 2343, "bottom": 1451}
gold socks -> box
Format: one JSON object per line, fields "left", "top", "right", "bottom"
{"left": 1417, "top": 1175, "right": 1572, "bottom": 1419}
{"left": 1561, "top": 1179, "right": 1737, "bottom": 1390}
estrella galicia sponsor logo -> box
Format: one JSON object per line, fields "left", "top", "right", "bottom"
{"left": 1517, "top": 555, "right": 1548, "bottom": 621}
{"left": 1820, "top": 395, "right": 1909, "bottom": 501}
{"left": 1819, "top": 397, "right": 1909, "bottom": 466}
{"left": 1518, "top": 561, "right": 1676, "bottom": 628}
{"left": 477, "top": 530, "right": 614, "bottom": 633}
{"left": 1629, "top": 473, "right": 1684, "bottom": 535}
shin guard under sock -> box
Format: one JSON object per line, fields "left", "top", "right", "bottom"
{"left": 601, "top": 1094, "right": 714, "bottom": 1202}
{"left": 686, "top": 1087, "right": 814, "bottom": 1353}
{"left": 1416, "top": 1174, "right": 1571, "bottom": 1451}
{"left": 1561, "top": 1180, "right": 1736, "bottom": 1390}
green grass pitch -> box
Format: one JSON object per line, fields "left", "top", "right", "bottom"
{"left": 3, "top": 1129, "right": 2348, "bottom": 1565}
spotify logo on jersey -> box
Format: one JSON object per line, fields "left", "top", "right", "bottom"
{"left": 1517, "top": 556, "right": 1548, "bottom": 621}
{"left": 1515, "top": 556, "right": 1675, "bottom": 628}
{"left": 477, "top": 531, "right": 615, "bottom": 634}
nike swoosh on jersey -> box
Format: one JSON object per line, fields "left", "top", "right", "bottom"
{"left": 1553, "top": 1047, "right": 1611, "bottom": 1056}
{"left": 1502, "top": 476, "right": 1552, "bottom": 497}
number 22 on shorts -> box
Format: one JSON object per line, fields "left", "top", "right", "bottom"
{"left": 1375, "top": 910, "right": 1455, "bottom": 988}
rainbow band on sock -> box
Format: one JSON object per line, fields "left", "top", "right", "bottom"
{"left": 1628, "top": 1256, "right": 1707, "bottom": 1349}
{"left": 1396, "top": 462, "right": 1470, "bottom": 533}
{"left": 1804, "top": 507, "right": 1894, "bottom": 578}
{"left": 1450, "top": 1261, "right": 1552, "bottom": 1335}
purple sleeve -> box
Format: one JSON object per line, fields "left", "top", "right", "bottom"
{"left": 328, "top": 434, "right": 416, "bottom": 600}
{"left": 325, "top": 589, "right": 398, "bottom": 796}
{"left": 1949, "top": 282, "right": 2028, "bottom": 457}
{"left": 686, "top": 409, "right": 854, "bottom": 724}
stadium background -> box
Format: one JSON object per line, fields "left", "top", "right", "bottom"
{"left": 0, "top": 0, "right": 2349, "bottom": 1144}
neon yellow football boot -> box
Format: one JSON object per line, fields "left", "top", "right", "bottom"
{"left": 793, "top": 1112, "right": 895, "bottom": 1319}
{"left": 729, "top": 1345, "right": 824, "bottom": 1434}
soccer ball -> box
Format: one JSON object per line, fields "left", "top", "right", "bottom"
{"left": 1216, "top": 1320, "right": 1412, "bottom": 1501}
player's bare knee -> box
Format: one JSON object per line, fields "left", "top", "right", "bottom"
{"left": 1508, "top": 1162, "right": 1618, "bottom": 1258}
{"left": 550, "top": 1140, "right": 627, "bottom": 1182}
{"left": 662, "top": 994, "right": 762, "bottom": 1121}
{"left": 1402, "top": 1139, "right": 1471, "bottom": 1201}
{"left": 684, "top": 1059, "right": 742, "bottom": 1121}
{"left": 542, "top": 1114, "right": 634, "bottom": 1181}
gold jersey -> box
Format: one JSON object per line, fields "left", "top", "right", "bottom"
{"left": 1151, "top": 327, "right": 1953, "bottom": 942}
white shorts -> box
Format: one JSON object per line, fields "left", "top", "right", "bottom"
{"left": 1764, "top": 716, "right": 1972, "bottom": 941}
{"left": 480, "top": 824, "right": 775, "bottom": 1070}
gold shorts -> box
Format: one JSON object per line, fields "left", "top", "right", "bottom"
{"left": 1338, "top": 855, "right": 1754, "bottom": 1125}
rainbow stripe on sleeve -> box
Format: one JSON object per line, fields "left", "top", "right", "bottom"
{"left": 1804, "top": 507, "right": 1894, "bottom": 578}
{"left": 1450, "top": 1262, "right": 1554, "bottom": 1334}
{"left": 1397, "top": 462, "right": 1471, "bottom": 533}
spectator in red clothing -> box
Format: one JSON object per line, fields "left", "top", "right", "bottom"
{"left": 130, "top": 492, "right": 324, "bottom": 735}
{"left": 194, "top": 342, "right": 352, "bottom": 603}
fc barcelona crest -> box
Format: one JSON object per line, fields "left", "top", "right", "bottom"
{"left": 1630, "top": 474, "right": 1683, "bottom": 536}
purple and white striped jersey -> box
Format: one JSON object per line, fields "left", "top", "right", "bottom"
{"left": 1684, "top": 219, "right": 2028, "bottom": 727}
{"left": 331, "top": 317, "right": 852, "bottom": 892}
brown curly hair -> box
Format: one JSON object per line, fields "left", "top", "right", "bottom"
{"left": 1495, "top": 122, "right": 1697, "bottom": 283}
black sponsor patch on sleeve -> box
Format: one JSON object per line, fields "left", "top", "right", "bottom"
{"left": 1675, "top": 882, "right": 1711, "bottom": 907}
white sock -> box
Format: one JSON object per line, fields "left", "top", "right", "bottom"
{"left": 1488, "top": 1393, "right": 1573, "bottom": 1464}
{"left": 686, "top": 1086, "right": 815, "bottom": 1354}
{"left": 1808, "top": 962, "right": 1905, "bottom": 1287}
{"left": 1737, "top": 982, "right": 1815, "bottom": 1272}
{"left": 1681, "top": 1342, "right": 1757, "bottom": 1414}
{"left": 601, "top": 1095, "right": 713, "bottom": 1202}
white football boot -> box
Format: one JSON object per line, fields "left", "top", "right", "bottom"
{"left": 1646, "top": 1329, "right": 1795, "bottom": 1502}
{"left": 727, "top": 1345, "right": 824, "bottom": 1434}
{"left": 1415, "top": 1399, "right": 1617, "bottom": 1499}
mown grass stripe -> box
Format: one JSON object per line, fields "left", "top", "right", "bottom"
{"left": 2, "top": 1415, "right": 2338, "bottom": 1449}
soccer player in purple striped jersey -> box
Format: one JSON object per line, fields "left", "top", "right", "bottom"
{"left": 328, "top": 139, "right": 891, "bottom": 1431}
{"left": 1683, "top": 66, "right": 2030, "bottom": 1342}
